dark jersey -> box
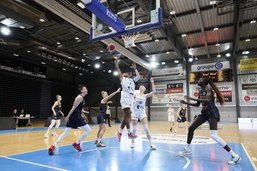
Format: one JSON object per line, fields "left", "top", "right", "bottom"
{"left": 99, "top": 102, "right": 107, "bottom": 113}
{"left": 66, "top": 94, "right": 87, "bottom": 128}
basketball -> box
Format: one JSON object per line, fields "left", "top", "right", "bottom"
{"left": 107, "top": 43, "right": 116, "bottom": 53}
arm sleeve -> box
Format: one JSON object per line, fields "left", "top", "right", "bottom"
{"left": 133, "top": 69, "right": 140, "bottom": 82}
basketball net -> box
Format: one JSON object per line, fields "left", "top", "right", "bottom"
{"left": 122, "top": 32, "right": 140, "bottom": 48}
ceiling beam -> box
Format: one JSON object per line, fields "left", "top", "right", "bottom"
{"left": 161, "top": 27, "right": 189, "bottom": 61}
{"left": 34, "top": 0, "right": 150, "bottom": 69}
{"left": 232, "top": 0, "right": 247, "bottom": 57}
{"left": 194, "top": 0, "right": 210, "bottom": 58}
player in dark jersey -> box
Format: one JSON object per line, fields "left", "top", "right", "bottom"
{"left": 48, "top": 85, "right": 92, "bottom": 155}
{"left": 95, "top": 88, "right": 120, "bottom": 147}
{"left": 44, "top": 95, "right": 64, "bottom": 138}
{"left": 178, "top": 77, "right": 241, "bottom": 165}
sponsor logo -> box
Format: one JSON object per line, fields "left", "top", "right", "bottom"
{"left": 215, "top": 62, "right": 223, "bottom": 69}
{"left": 106, "top": 9, "right": 117, "bottom": 22}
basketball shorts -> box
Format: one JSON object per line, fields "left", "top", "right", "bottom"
{"left": 120, "top": 93, "right": 134, "bottom": 109}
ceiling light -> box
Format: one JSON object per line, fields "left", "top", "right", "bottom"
{"left": 161, "top": 62, "right": 166, "bottom": 65}
{"left": 113, "top": 71, "right": 119, "bottom": 76}
{"left": 13, "top": 53, "right": 19, "bottom": 57}
{"left": 41, "top": 61, "right": 46, "bottom": 65}
{"left": 103, "top": 70, "right": 106, "bottom": 72}
{"left": 19, "top": 25, "right": 25, "bottom": 29}
{"left": 194, "top": 57, "right": 198, "bottom": 60}
{"left": 79, "top": 73, "right": 83, "bottom": 75}
{"left": 77, "top": 2, "right": 85, "bottom": 9}
{"left": 62, "top": 68, "right": 67, "bottom": 71}
{"left": 94, "top": 63, "right": 100, "bottom": 69}
{"left": 174, "top": 60, "right": 179, "bottom": 64}
{"left": 88, "top": 64, "right": 91, "bottom": 66}
{"left": 217, "top": 54, "right": 221, "bottom": 58}
{"left": 213, "top": 27, "right": 218, "bottom": 31}
{"left": 250, "top": 20, "right": 256, "bottom": 24}
{"left": 81, "top": 59, "right": 85, "bottom": 63}
{"left": 210, "top": 1, "right": 216, "bottom": 5}
{"left": 83, "top": 53, "right": 86, "bottom": 56}
{"left": 57, "top": 42, "right": 61, "bottom": 45}
{"left": 102, "top": 61, "right": 105, "bottom": 64}
{"left": 245, "top": 39, "right": 250, "bottom": 42}
{"left": 155, "top": 39, "right": 159, "bottom": 42}
{"left": 1, "top": 26, "right": 11, "bottom": 36}
{"left": 188, "top": 57, "right": 194, "bottom": 62}
{"left": 100, "top": 50, "right": 104, "bottom": 53}
{"left": 181, "top": 34, "right": 187, "bottom": 37}
{"left": 166, "top": 51, "right": 170, "bottom": 54}
{"left": 242, "top": 51, "right": 250, "bottom": 55}
{"left": 108, "top": 70, "right": 112, "bottom": 73}
{"left": 215, "top": 43, "right": 220, "bottom": 46}
{"left": 170, "top": 11, "right": 176, "bottom": 15}
{"left": 145, "top": 54, "right": 150, "bottom": 57}
{"left": 95, "top": 56, "right": 101, "bottom": 60}
{"left": 39, "top": 18, "right": 45, "bottom": 22}
{"left": 136, "top": 19, "right": 142, "bottom": 23}
{"left": 150, "top": 62, "right": 157, "bottom": 69}
{"left": 226, "top": 53, "right": 231, "bottom": 57}
{"left": 27, "top": 50, "right": 31, "bottom": 53}
{"left": 75, "top": 37, "right": 79, "bottom": 40}
{"left": 91, "top": 71, "right": 94, "bottom": 74}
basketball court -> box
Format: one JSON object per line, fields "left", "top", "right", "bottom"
{"left": 1, "top": 0, "right": 257, "bottom": 170}
{"left": 0, "top": 122, "right": 256, "bottom": 171}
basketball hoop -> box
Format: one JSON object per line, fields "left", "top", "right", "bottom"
{"left": 122, "top": 33, "right": 139, "bottom": 48}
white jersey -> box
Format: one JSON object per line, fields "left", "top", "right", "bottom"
{"left": 168, "top": 108, "right": 176, "bottom": 122}
{"left": 133, "top": 94, "right": 146, "bottom": 115}
{"left": 121, "top": 77, "right": 136, "bottom": 95}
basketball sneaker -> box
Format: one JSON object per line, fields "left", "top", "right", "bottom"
{"left": 48, "top": 145, "right": 55, "bottom": 155}
{"left": 96, "top": 142, "right": 106, "bottom": 147}
{"left": 116, "top": 132, "right": 122, "bottom": 142}
{"left": 228, "top": 154, "right": 241, "bottom": 165}
{"left": 178, "top": 147, "right": 191, "bottom": 156}
{"left": 130, "top": 141, "right": 135, "bottom": 148}
{"left": 72, "top": 142, "right": 82, "bottom": 152}
{"left": 150, "top": 145, "right": 156, "bottom": 150}
{"left": 128, "top": 133, "right": 137, "bottom": 139}
{"left": 44, "top": 133, "right": 49, "bottom": 138}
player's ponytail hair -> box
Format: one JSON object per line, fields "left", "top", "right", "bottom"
{"left": 78, "top": 84, "right": 86, "bottom": 92}
{"left": 207, "top": 78, "right": 224, "bottom": 105}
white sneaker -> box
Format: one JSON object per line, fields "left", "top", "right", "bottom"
{"left": 228, "top": 155, "right": 241, "bottom": 165}
{"left": 150, "top": 145, "right": 156, "bottom": 150}
{"left": 130, "top": 142, "right": 135, "bottom": 148}
{"left": 178, "top": 147, "right": 191, "bottom": 156}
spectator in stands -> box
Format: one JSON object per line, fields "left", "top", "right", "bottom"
{"left": 12, "top": 109, "right": 18, "bottom": 117}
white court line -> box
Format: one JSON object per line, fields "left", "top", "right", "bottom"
{"left": 240, "top": 143, "right": 257, "bottom": 171}
{"left": 157, "top": 149, "right": 190, "bottom": 169}
{"left": 0, "top": 156, "right": 69, "bottom": 171}
{"left": 80, "top": 147, "right": 190, "bottom": 170}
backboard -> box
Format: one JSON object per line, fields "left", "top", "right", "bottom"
{"left": 82, "top": 0, "right": 162, "bottom": 42}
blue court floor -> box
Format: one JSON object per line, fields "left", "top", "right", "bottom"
{"left": 0, "top": 134, "right": 256, "bottom": 171}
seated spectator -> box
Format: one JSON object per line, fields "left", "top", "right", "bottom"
{"left": 12, "top": 109, "right": 18, "bottom": 117}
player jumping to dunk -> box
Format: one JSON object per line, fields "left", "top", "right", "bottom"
{"left": 114, "top": 56, "right": 140, "bottom": 142}
{"left": 179, "top": 77, "right": 241, "bottom": 165}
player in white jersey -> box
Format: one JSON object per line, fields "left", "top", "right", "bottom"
{"left": 114, "top": 57, "right": 140, "bottom": 141}
{"left": 130, "top": 78, "right": 156, "bottom": 149}
{"left": 167, "top": 105, "right": 177, "bottom": 133}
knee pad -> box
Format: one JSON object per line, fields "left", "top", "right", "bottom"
{"left": 210, "top": 130, "right": 226, "bottom": 147}
{"left": 81, "top": 124, "right": 92, "bottom": 133}
{"left": 55, "top": 120, "right": 61, "bottom": 128}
